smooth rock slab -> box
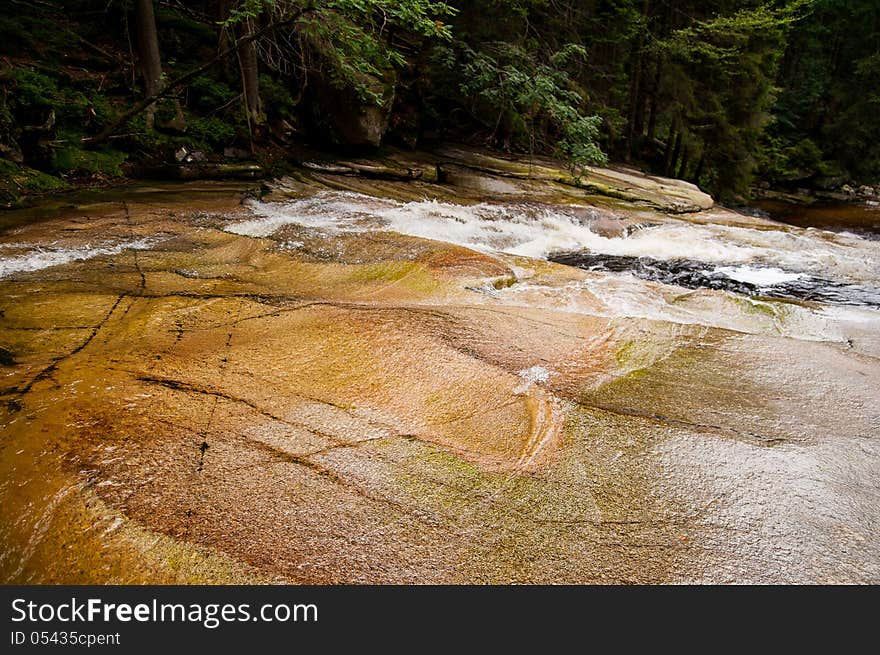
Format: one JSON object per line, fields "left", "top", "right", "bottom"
{"left": 0, "top": 180, "right": 876, "bottom": 583}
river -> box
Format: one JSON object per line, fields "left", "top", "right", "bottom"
{"left": 0, "top": 158, "right": 877, "bottom": 584}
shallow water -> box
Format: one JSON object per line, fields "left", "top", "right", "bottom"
{"left": 0, "top": 237, "right": 159, "bottom": 277}
{"left": 756, "top": 199, "right": 880, "bottom": 239}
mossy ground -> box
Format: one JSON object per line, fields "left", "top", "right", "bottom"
{"left": 0, "top": 159, "right": 70, "bottom": 208}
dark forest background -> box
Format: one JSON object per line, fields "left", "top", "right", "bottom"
{"left": 1, "top": 0, "right": 878, "bottom": 204}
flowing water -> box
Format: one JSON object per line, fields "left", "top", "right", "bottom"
{"left": 231, "top": 191, "right": 880, "bottom": 310}
{"left": 0, "top": 237, "right": 159, "bottom": 277}
{"left": 0, "top": 178, "right": 878, "bottom": 584}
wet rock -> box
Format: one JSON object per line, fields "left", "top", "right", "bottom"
{"left": 1, "top": 177, "right": 878, "bottom": 585}
{"left": 0, "top": 345, "right": 16, "bottom": 366}
{"left": 175, "top": 162, "right": 264, "bottom": 180}
{"left": 269, "top": 118, "right": 298, "bottom": 145}
{"left": 570, "top": 166, "right": 714, "bottom": 213}
{"left": 438, "top": 164, "right": 524, "bottom": 195}
{"left": 279, "top": 144, "right": 714, "bottom": 213}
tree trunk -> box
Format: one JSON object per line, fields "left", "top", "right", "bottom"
{"left": 624, "top": 0, "right": 651, "bottom": 160}
{"left": 669, "top": 133, "right": 682, "bottom": 177}
{"left": 663, "top": 118, "right": 678, "bottom": 175}
{"left": 693, "top": 152, "right": 706, "bottom": 184}
{"left": 624, "top": 68, "right": 641, "bottom": 160}
{"left": 238, "top": 16, "right": 264, "bottom": 137}
{"left": 217, "top": 0, "right": 235, "bottom": 78}
{"left": 218, "top": 0, "right": 233, "bottom": 27}
{"left": 85, "top": 12, "right": 306, "bottom": 146}
{"left": 646, "top": 61, "right": 661, "bottom": 143}
{"left": 632, "top": 66, "right": 648, "bottom": 139}
{"left": 134, "top": 0, "right": 163, "bottom": 129}
{"left": 677, "top": 148, "right": 690, "bottom": 180}
{"left": 664, "top": 120, "right": 683, "bottom": 178}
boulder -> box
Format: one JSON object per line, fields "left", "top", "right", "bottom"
{"left": 309, "top": 71, "right": 395, "bottom": 148}
{"left": 174, "top": 147, "right": 207, "bottom": 163}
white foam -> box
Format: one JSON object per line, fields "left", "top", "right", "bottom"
{"left": 226, "top": 192, "right": 393, "bottom": 237}
{"left": 232, "top": 192, "right": 880, "bottom": 283}
{"left": 499, "top": 274, "right": 880, "bottom": 345}
{"left": 514, "top": 365, "right": 554, "bottom": 394}
{"left": 518, "top": 366, "right": 553, "bottom": 384}
{"left": 714, "top": 266, "right": 804, "bottom": 287}
{"left": 0, "top": 237, "right": 158, "bottom": 277}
